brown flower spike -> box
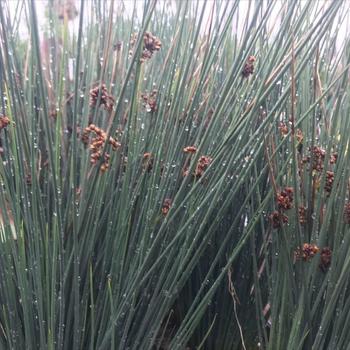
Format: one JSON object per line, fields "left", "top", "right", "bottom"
{"left": 269, "top": 211, "right": 288, "bottom": 229}
{"left": 295, "top": 243, "right": 319, "bottom": 262}
{"left": 81, "top": 124, "right": 121, "bottom": 172}
{"left": 89, "top": 84, "right": 115, "bottom": 112}
{"left": 141, "top": 90, "right": 158, "bottom": 112}
{"left": 195, "top": 156, "right": 212, "bottom": 178}
{"left": 130, "top": 32, "right": 161, "bottom": 62}
{"left": 143, "top": 152, "right": 154, "bottom": 172}
{"left": 0, "top": 115, "right": 10, "bottom": 130}
{"left": 276, "top": 187, "right": 294, "bottom": 211}
{"left": 162, "top": 198, "right": 172, "bottom": 216}
{"left": 242, "top": 55, "right": 256, "bottom": 78}
{"left": 183, "top": 146, "right": 197, "bottom": 154}
{"left": 319, "top": 247, "right": 332, "bottom": 271}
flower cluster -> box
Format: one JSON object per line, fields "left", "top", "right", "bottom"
{"left": 294, "top": 243, "right": 319, "bottom": 261}
{"left": 324, "top": 171, "right": 334, "bottom": 195}
{"left": 141, "top": 90, "right": 158, "bottom": 113}
{"left": 195, "top": 156, "right": 212, "bottom": 178}
{"left": 278, "top": 122, "right": 288, "bottom": 136}
{"left": 242, "top": 56, "right": 256, "bottom": 78}
{"left": 143, "top": 152, "right": 154, "bottom": 172}
{"left": 130, "top": 32, "right": 161, "bottom": 62}
{"left": 0, "top": 115, "right": 10, "bottom": 130}
{"left": 294, "top": 244, "right": 332, "bottom": 271}
{"left": 344, "top": 202, "right": 350, "bottom": 224}
{"left": 298, "top": 206, "right": 307, "bottom": 225}
{"left": 269, "top": 211, "right": 289, "bottom": 229}
{"left": 162, "top": 198, "right": 172, "bottom": 216}
{"left": 183, "top": 146, "right": 197, "bottom": 154}
{"left": 319, "top": 247, "right": 332, "bottom": 271}
{"left": 277, "top": 187, "right": 294, "bottom": 211}
{"left": 81, "top": 124, "right": 121, "bottom": 172}
{"left": 270, "top": 187, "right": 294, "bottom": 229}
{"left": 89, "top": 84, "right": 115, "bottom": 112}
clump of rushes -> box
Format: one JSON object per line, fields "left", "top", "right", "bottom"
{"left": 195, "top": 155, "right": 212, "bottom": 178}
{"left": 294, "top": 243, "right": 319, "bottom": 262}
{"left": 81, "top": 124, "right": 121, "bottom": 172}
{"left": 277, "top": 187, "right": 294, "bottom": 211}
{"left": 319, "top": 247, "right": 332, "bottom": 271}
{"left": 89, "top": 84, "right": 115, "bottom": 112}
{"left": 130, "top": 31, "right": 161, "bottom": 62}
{"left": 0, "top": 115, "right": 10, "bottom": 130}
{"left": 241, "top": 55, "right": 256, "bottom": 78}
{"left": 183, "top": 146, "right": 197, "bottom": 154}
{"left": 143, "top": 152, "right": 154, "bottom": 172}
{"left": 141, "top": 90, "right": 158, "bottom": 112}
{"left": 324, "top": 171, "right": 334, "bottom": 195}
{"left": 161, "top": 198, "right": 172, "bottom": 216}
{"left": 269, "top": 210, "right": 289, "bottom": 229}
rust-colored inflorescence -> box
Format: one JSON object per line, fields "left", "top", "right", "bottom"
{"left": 344, "top": 202, "right": 350, "bottom": 224}
{"left": 130, "top": 32, "right": 161, "bottom": 62}
{"left": 276, "top": 187, "right": 294, "bottom": 211}
{"left": 81, "top": 124, "right": 121, "bottom": 172}
{"left": 278, "top": 122, "right": 288, "bottom": 136}
{"left": 162, "top": 198, "right": 172, "bottom": 216}
{"left": 183, "top": 146, "right": 197, "bottom": 154}
{"left": 324, "top": 171, "right": 334, "bottom": 195}
{"left": 89, "top": 84, "right": 115, "bottom": 112}
{"left": 0, "top": 115, "right": 10, "bottom": 130}
{"left": 295, "top": 243, "right": 319, "bottom": 262}
{"left": 298, "top": 206, "right": 307, "bottom": 225}
{"left": 195, "top": 156, "right": 212, "bottom": 178}
{"left": 141, "top": 90, "right": 158, "bottom": 112}
{"left": 269, "top": 210, "right": 288, "bottom": 229}
{"left": 242, "top": 55, "right": 256, "bottom": 78}
{"left": 319, "top": 247, "right": 332, "bottom": 271}
{"left": 143, "top": 152, "right": 154, "bottom": 172}
{"left": 330, "top": 152, "right": 338, "bottom": 164}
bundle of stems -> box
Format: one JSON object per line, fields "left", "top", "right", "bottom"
{"left": 0, "top": 0, "right": 349, "bottom": 349}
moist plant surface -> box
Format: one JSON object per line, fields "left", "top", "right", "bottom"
{"left": 0, "top": 1, "right": 350, "bottom": 349}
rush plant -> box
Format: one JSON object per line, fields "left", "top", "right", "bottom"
{"left": 0, "top": 0, "right": 349, "bottom": 349}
